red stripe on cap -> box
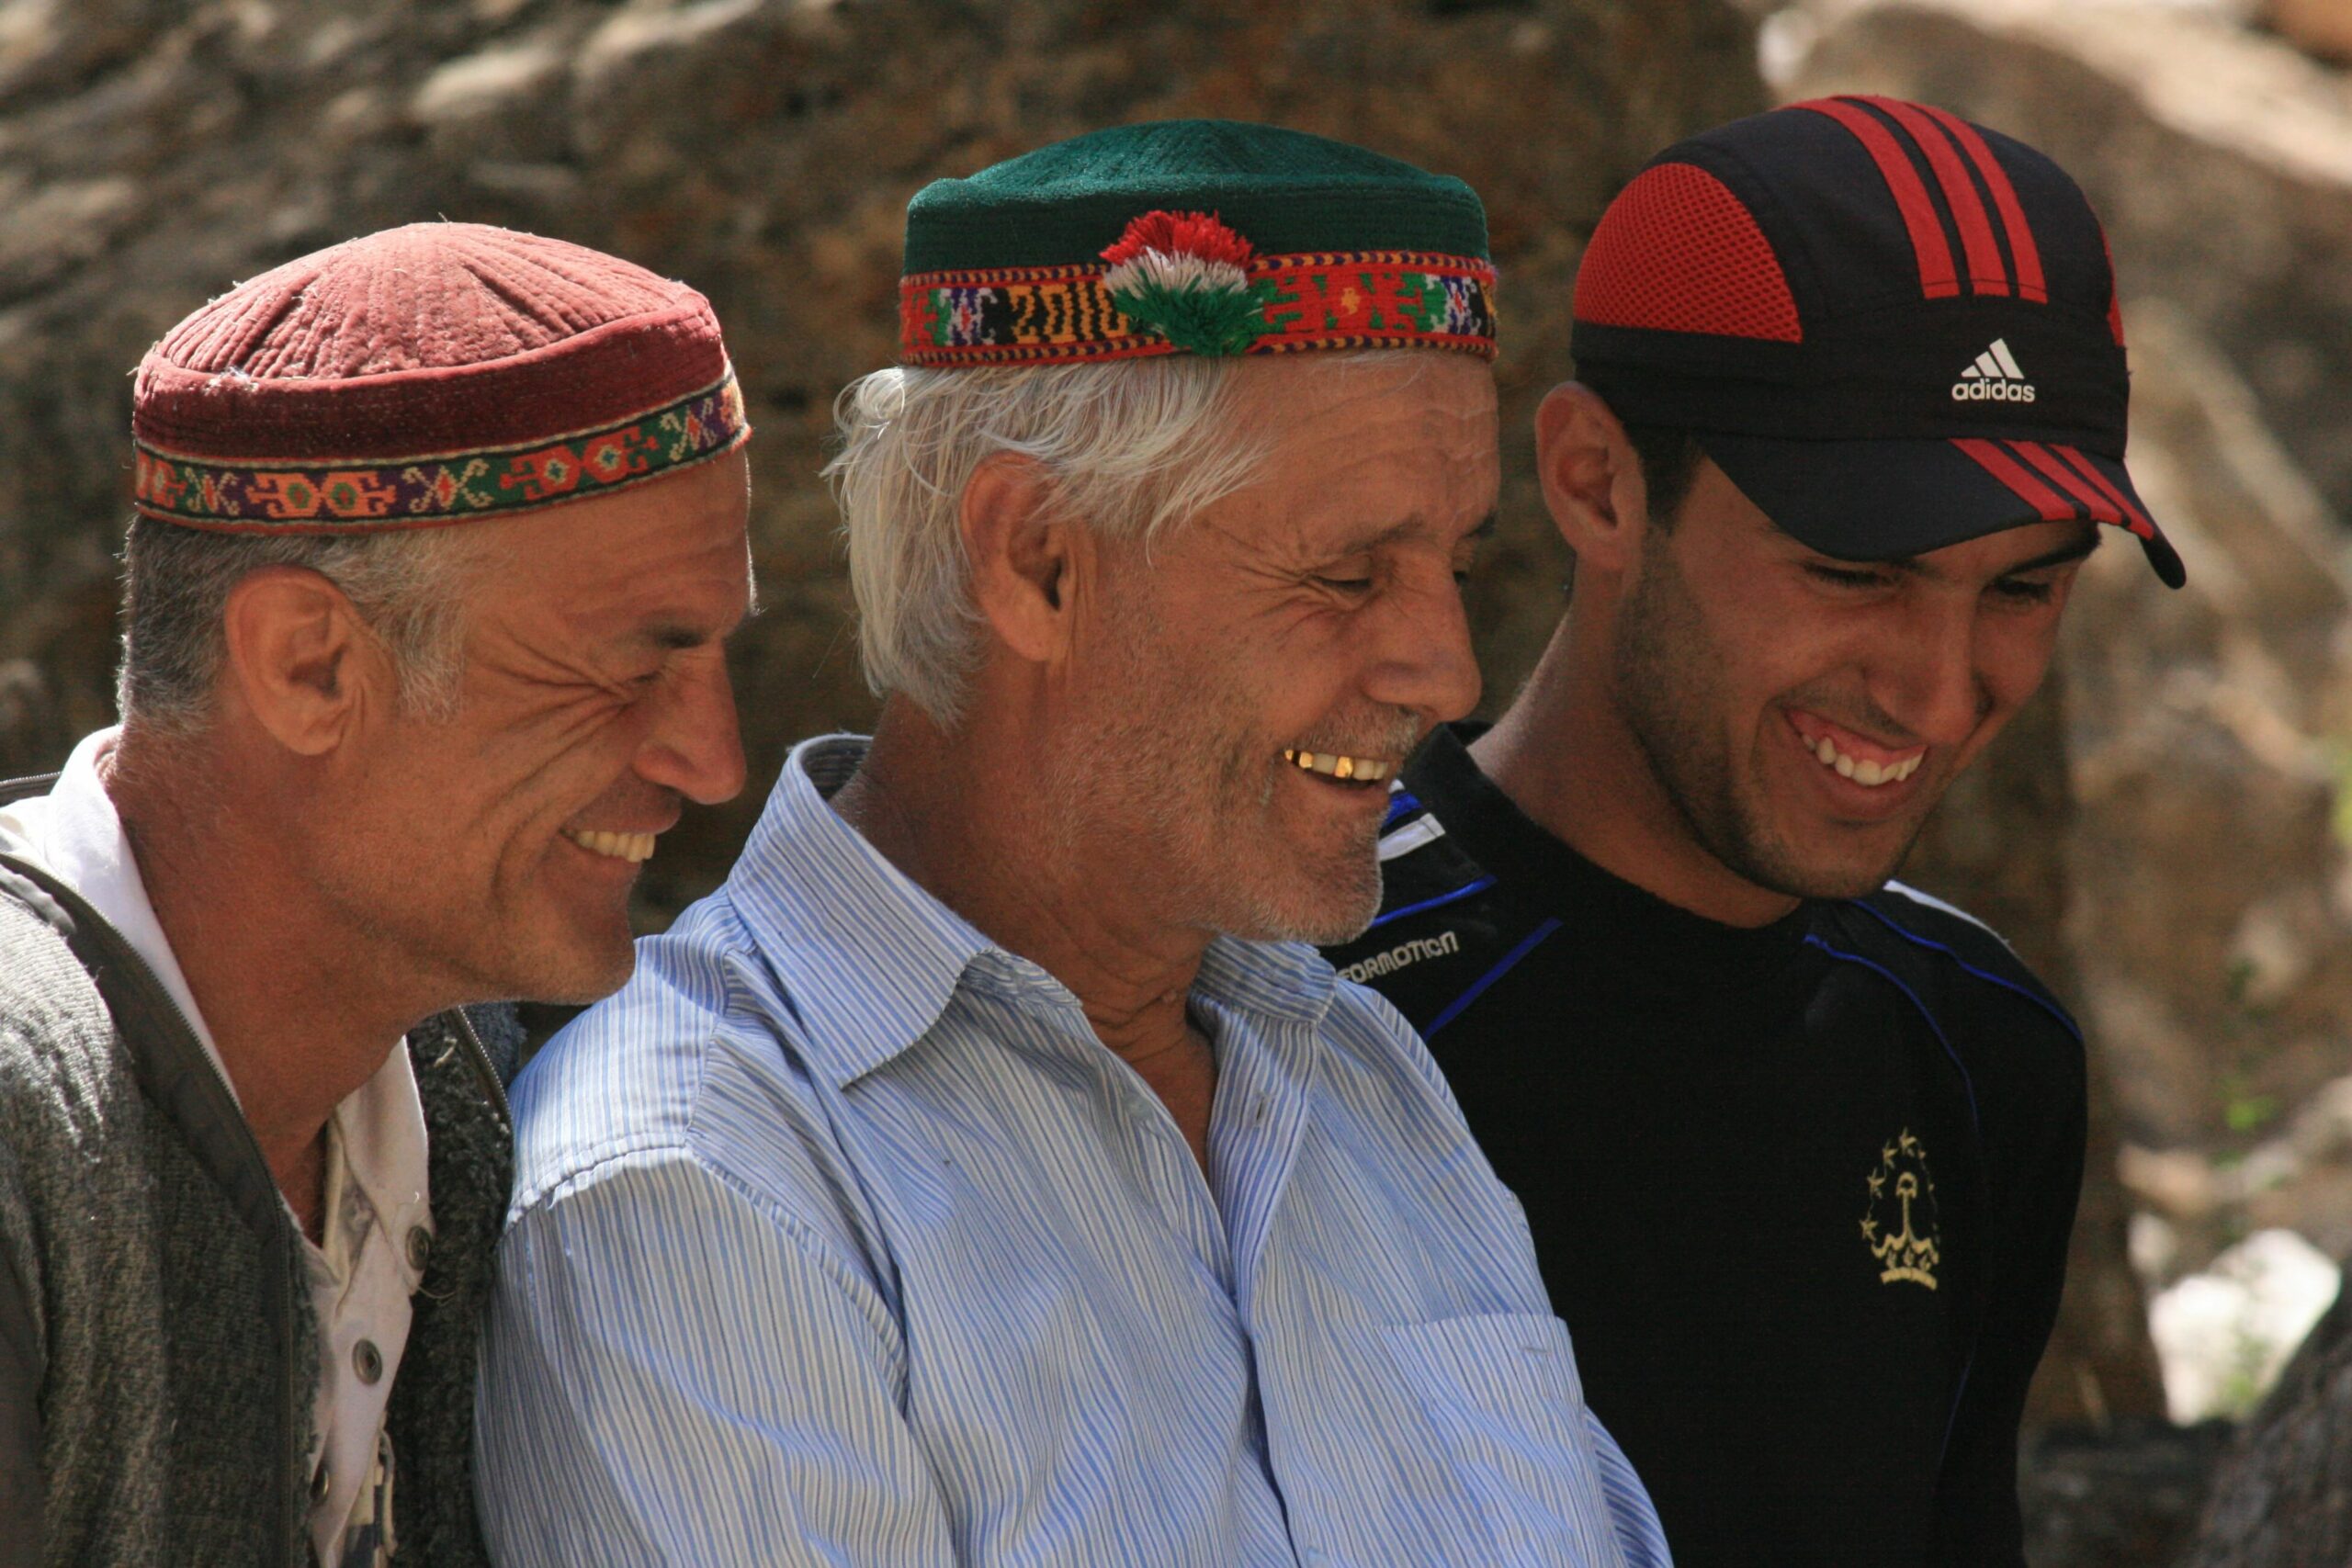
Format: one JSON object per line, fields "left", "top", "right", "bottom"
{"left": 1951, "top": 437, "right": 2075, "bottom": 521}
{"left": 2051, "top": 443, "right": 2158, "bottom": 540}
{"left": 1793, "top": 98, "right": 1959, "bottom": 300}
{"left": 1857, "top": 96, "right": 2008, "bottom": 297}
{"left": 2007, "top": 440, "right": 2121, "bottom": 524}
{"left": 1915, "top": 103, "right": 2047, "bottom": 304}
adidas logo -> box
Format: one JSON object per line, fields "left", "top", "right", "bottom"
{"left": 1952, "top": 338, "right": 2037, "bottom": 403}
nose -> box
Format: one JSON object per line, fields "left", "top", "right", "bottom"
{"left": 1362, "top": 556, "right": 1482, "bottom": 728}
{"left": 1871, "top": 592, "right": 1987, "bottom": 748}
{"left": 634, "top": 650, "right": 747, "bottom": 806}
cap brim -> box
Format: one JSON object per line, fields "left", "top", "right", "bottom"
{"left": 1696, "top": 432, "right": 2186, "bottom": 590}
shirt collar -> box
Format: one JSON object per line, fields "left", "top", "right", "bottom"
{"left": 1195, "top": 934, "right": 1338, "bottom": 1028}
{"left": 327, "top": 1033, "right": 435, "bottom": 1269}
{"left": 0, "top": 727, "right": 222, "bottom": 1056}
{"left": 727, "top": 735, "right": 1000, "bottom": 1089}
{"left": 728, "top": 735, "right": 1345, "bottom": 1087}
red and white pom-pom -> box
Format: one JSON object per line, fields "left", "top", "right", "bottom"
{"left": 1100, "top": 210, "right": 1256, "bottom": 298}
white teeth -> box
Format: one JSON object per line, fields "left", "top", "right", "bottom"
{"left": 566, "top": 829, "right": 655, "bottom": 863}
{"left": 1282, "top": 749, "right": 1393, "bottom": 784}
{"left": 1804, "top": 730, "right": 1923, "bottom": 788}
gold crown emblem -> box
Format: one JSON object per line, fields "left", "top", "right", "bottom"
{"left": 1861, "top": 1129, "right": 1940, "bottom": 1290}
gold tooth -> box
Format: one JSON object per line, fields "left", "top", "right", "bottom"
{"left": 1284, "top": 750, "right": 1404, "bottom": 781}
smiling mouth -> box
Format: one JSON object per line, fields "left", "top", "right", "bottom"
{"left": 561, "top": 828, "right": 658, "bottom": 863}
{"left": 1282, "top": 749, "right": 1397, "bottom": 785}
{"left": 1789, "top": 715, "right": 1926, "bottom": 789}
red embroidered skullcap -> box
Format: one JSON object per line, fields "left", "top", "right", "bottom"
{"left": 131, "top": 222, "right": 749, "bottom": 534}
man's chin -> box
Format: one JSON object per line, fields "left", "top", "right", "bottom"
{"left": 492, "top": 922, "right": 640, "bottom": 1007}
{"left": 1214, "top": 860, "right": 1385, "bottom": 946}
{"left": 1736, "top": 826, "right": 1921, "bottom": 905}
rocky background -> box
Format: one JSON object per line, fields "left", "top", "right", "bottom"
{"left": 3, "top": 0, "right": 2349, "bottom": 1560}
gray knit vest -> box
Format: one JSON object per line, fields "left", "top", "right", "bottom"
{"left": 0, "top": 840, "right": 514, "bottom": 1568}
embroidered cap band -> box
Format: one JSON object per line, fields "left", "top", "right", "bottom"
{"left": 132, "top": 222, "right": 749, "bottom": 534}
{"left": 898, "top": 120, "right": 1498, "bottom": 367}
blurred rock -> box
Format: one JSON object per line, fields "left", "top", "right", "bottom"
{"left": 2186, "top": 1278, "right": 2352, "bottom": 1562}
{"left": 2264, "top": 0, "right": 2352, "bottom": 65}
{"left": 0, "top": 0, "right": 1766, "bottom": 929}
{"left": 2128, "top": 1074, "right": 2352, "bottom": 1269}
{"left": 2024, "top": 1418, "right": 2236, "bottom": 1568}
{"left": 2150, "top": 1229, "right": 2341, "bottom": 1422}
{"left": 2059, "top": 300, "right": 2352, "bottom": 1202}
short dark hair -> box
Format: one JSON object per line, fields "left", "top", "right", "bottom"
{"left": 116, "top": 515, "right": 478, "bottom": 742}
{"left": 1622, "top": 423, "right": 1703, "bottom": 529}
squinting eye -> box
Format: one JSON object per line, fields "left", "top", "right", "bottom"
{"left": 1992, "top": 578, "right": 2057, "bottom": 604}
{"left": 1313, "top": 575, "right": 1374, "bottom": 595}
{"left": 1806, "top": 563, "right": 1888, "bottom": 591}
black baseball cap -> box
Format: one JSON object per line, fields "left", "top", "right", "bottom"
{"left": 1570, "top": 95, "right": 2184, "bottom": 589}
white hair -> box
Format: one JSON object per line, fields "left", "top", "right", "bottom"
{"left": 823, "top": 357, "right": 1279, "bottom": 727}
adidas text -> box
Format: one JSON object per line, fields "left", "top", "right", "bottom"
{"left": 1953, "top": 337, "right": 2036, "bottom": 404}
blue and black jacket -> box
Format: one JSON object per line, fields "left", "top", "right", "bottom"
{"left": 1322, "top": 724, "right": 2085, "bottom": 1568}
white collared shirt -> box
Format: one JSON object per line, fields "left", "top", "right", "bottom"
{"left": 0, "top": 728, "right": 433, "bottom": 1567}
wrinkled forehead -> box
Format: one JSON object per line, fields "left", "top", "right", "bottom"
{"left": 1199, "top": 355, "right": 1499, "bottom": 548}
{"left": 476, "top": 448, "right": 754, "bottom": 631}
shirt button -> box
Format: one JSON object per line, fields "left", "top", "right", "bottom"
{"left": 310, "top": 1461, "right": 332, "bottom": 1503}
{"left": 354, "top": 1338, "right": 383, "bottom": 1385}
{"left": 405, "top": 1225, "right": 432, "bottom": 1275}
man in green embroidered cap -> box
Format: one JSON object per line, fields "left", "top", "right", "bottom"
{"left": 480, "top": 121, "right": 1668, "bottom": 1567}
{"left": 0, "top": 223, "right": 753, "bottom": 1568}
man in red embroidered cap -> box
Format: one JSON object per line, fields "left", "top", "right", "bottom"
{"left": 0, "top": 222, "right": 752, "bottom": 1568}
{"left": 1325, "top": 99, "right": 2182, "bottom": 1562}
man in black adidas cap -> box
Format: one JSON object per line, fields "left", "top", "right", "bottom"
{"left": 1325, "top": 96, "right": 2182, "bottom": 1563}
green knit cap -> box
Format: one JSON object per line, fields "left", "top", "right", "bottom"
{"left": 899, "top": 119, "right": 1497, "bottom": 367}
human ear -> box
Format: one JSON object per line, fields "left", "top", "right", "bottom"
{"left": 960, "top": 453, "right": 1078, "bottom": 665}
{"left": 1533, "top": 381, "right": 1649, "bottom": 575}
{"left": 218, "top": 566, "right": 380, "bottom": 756}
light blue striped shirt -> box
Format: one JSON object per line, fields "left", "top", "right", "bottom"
{"left": 477, "top": 735, "right": 1668, "bottom": 1567}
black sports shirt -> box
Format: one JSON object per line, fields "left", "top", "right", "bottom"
{"left": 1322, "top": 725, "right": 2084, "bottom": 1566}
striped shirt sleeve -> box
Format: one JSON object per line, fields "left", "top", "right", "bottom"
{"left": 475, "top": 1151, "right": 957, "bottom": 1567}
{"left": 1585, "top": 1409, "right": 1672, "bottom": 1568}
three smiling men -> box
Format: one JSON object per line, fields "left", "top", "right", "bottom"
{"left": 0, "top": 94, "right": 2181, "bottom": 1568}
